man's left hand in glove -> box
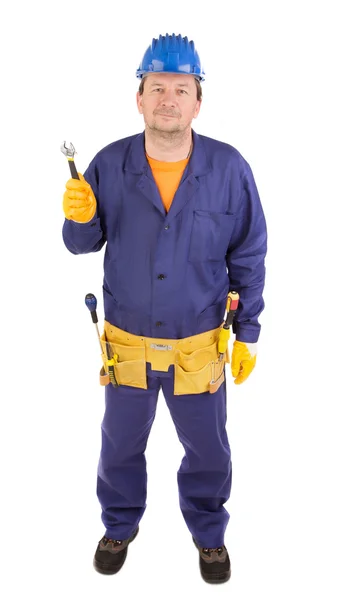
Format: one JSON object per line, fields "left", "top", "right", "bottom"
{"left": 231, "top": 341, "right": 257, "bottom": 385}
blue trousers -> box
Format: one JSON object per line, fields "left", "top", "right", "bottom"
{"left": 96, "top": 364, "right": 232, "bottom": 548}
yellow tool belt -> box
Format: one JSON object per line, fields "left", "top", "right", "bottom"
{"left": 99, "top": 320, "right": 230, "bottom": 395}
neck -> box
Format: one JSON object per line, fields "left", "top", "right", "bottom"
{"left": 145, "top": 128, "right": 193, "bottom": 161}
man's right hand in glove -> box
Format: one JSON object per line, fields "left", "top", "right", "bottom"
{"left": 63, "top": 173, "right": 97, "bottom": 223}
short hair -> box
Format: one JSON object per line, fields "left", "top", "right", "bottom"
{"left": 138, "top": 76, "right": 202, "bottom": 101}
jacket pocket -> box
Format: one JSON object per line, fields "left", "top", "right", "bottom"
{"left": 188, "top": 211, "right": 236, "bottom": 262}
{"left": 100, "top": 336, "right": 147, "bottom": 389}
{"left": 102, "top": 284, "right": 119, "bottom": 305}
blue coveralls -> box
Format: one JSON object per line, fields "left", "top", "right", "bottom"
{"left": 62, "top": 129, "right": 267, "bottom": 547}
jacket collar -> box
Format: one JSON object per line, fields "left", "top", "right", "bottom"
{"left": 124, "top": 129, "right": 211, "bottom": 178}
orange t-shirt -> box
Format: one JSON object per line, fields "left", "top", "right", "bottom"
{"left": 146, "top": 154, "right": 189, "bottom": 213}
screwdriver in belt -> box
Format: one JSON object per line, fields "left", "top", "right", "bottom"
{"left": 218, "top": 291, "right": 240, "bottom": 360}
{"left": 85, "top": 293, "right": 119, "bottom": 387}
{"left": 104, "top": 333, "right": 119, "bottom": 387}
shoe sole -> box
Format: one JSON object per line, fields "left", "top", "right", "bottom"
{"left": 193, "top": 537, "right": 231, "bottom": 584}
{"left": 93, "top": 526, "right": 139, "bottom": 575}
{"left": 201, "top": 570, "right": 231, "bottom": 584}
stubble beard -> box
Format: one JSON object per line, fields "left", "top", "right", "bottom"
{"left": 146, "top": 119, "right": 190, "bottom": 143}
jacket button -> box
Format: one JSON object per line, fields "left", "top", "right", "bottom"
{"left": 157, "top": 274, "right": 166, "bottom": 279}
{"left": 164, "top": 225, "right": 170, "bottom": 230}
{"left": 155, "top": 321, "right": 163, "bottom": 327}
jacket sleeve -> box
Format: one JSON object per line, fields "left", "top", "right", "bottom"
{"left": 226, "top": 159, "right": 267, "bottom": 343}
{"left": 62, "top": 157, "right": 106, "bottom": 255}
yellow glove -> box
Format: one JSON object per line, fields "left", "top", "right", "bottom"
{"left": 231, "top": 341, "right": 257, "bottom": 385}
{"left": 63, "top": 173, "right": 97, "bottom": 223}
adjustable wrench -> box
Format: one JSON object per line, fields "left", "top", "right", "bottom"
{"left": 60, "top": 141, "right": 80, "bottom": 180}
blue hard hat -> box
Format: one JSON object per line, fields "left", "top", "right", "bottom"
{"left": 136, "top": 33, "right": 205, "bottom": 82}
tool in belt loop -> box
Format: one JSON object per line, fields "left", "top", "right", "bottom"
{"left": 218, "top": 291, "right": 240, "bottom": 360}
{"left": 85, "top": 293, "right": 119, "bottom": 387}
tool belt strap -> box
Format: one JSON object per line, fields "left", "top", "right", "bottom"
{"left": 103, "top": 320, "right": 224, "bottom": 371}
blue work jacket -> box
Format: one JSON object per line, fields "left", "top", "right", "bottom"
{"left": 62, "top": 129, "right": 267, "bottom": 343}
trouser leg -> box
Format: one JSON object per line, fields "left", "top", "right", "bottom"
{"left": 96, "top": 374, "right": 160, "bottom": 540}
{"left": 161, "top": 372, "right": 232, "bottom": 548}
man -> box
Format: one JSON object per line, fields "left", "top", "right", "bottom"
{"left": 62, "top": 33, "right": 267, "bottom": 584}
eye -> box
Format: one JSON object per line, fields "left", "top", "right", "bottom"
{"left": 178, "top": 89, "right": 188, "bottom": 94}
{"left": 153, "top": 88, "right": 163, "bottom": 92}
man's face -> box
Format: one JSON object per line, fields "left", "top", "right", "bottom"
{"left": 136, "top": 73, "right": 202, "bottom": 135}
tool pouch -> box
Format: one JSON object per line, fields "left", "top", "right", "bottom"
{"left": 174, "top": 332, "right": 230, "bottom": 396}
{"left": 98, "top": 321, "right": 231, "bottom": 395}
{"left": 99, "top": 334, "right": 147, "bottom": 389}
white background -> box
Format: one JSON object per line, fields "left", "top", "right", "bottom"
{"left": 0, "top": 0, "right": 337, "bottom": 598}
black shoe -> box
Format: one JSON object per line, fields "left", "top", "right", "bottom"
{"left": 193, "top": 537, "right": 231, "bottom": 584}
{"left": 93, "top": 526, "right": 139, "bottom": 574}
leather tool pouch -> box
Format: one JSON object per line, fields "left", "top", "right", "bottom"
{"left": 99, "top": 334, "right": 147, "bottom": 389}
{"left": 174, "top": 335, "right": 230, "bottom": 396}
{"left": 98, "top": 321, "right": 230, "bottom": 395}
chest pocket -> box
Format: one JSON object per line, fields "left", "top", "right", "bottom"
{"left": 188, "top": 210, "right": 237, "bottom": 262}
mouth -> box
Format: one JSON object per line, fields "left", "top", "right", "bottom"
{"left": 155, "top": 113, "right": 178, "bottom": 118}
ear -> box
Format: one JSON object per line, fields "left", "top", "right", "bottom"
{"left": 136, "top": 91, "right": 143, "bottom": 114}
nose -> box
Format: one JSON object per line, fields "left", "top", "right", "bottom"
{"left": 160, "top": 88, "right": 177, "bottom": 107}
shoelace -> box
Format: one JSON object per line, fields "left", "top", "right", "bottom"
{"left": 103, "top": 536, "right": 122, "bottom": 546}
{"left": 202, "top": 546, "right": 224, "bottom": 554}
